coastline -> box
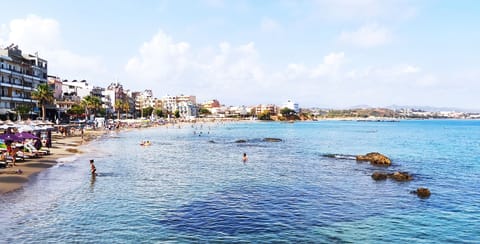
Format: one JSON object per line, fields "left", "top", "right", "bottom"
{"left": 0, "top": 129, "right": 107, "bottom": 195}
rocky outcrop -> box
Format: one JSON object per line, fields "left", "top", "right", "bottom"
{"left": 390, "top": 172, "right": 413, "bottom": 181}
{"left": 371, "top": 171, "right": 413, "bottom": 181}
{"left": 371, "top": 172, "right": 388, "bottom": 180}
{"left": 263, "top": 138, "right": 282, "bottom": 142}
{"left": 411, "top": 188, "right": 431, "bottom": 198}
{"left": 356, "top": 152, "right": 391, "bottom": 166}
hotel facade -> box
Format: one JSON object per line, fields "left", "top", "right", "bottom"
{"left": 0, "top": 45, "right": 48, "bottom": 118}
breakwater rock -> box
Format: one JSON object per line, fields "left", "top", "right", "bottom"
{"left": 356, "top": 152, "right": 391, "bottom": 166}
{"left": 410, "top": 187, "right": 431, "bottom": 198}
{"left": 371, "top": 171, "right": 413, "bottom": 181}
{"left": 263, "top": 138, "right": 282, "bottom": 142}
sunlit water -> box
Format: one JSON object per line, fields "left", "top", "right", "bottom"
{"left": 1, "top": 120, "right": 479, "bottom": 243}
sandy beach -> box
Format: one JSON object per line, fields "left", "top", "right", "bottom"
{"left": 0, "top": 130, "right": 107, "bottom": 195}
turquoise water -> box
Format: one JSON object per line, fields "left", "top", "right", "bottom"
{"left": 1, "top": 120, "right": 479, "bottom": 243}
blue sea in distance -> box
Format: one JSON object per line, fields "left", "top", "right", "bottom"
{"left": 1, "top": 120, "right": 480, "bottom": 243}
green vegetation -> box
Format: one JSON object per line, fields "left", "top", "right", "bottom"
{"left": 142, "top": 106, "right": 154, "bottom": 118}
{"left": 31, "top": 83, "right": 54, "bottom": 121}
{"left": 199, "top": 108, "right": 211, "bottom": 116}
{"left": 258, "top": 111, "right": 271, "bottom": 120}
{"left": 155, "top": 109, "right": 164, "bottom": 118}
{"left": 68, "top": 104, "right": 84, "bottom": 118}
{"left": 81, "top": 95, "right": 102, "bottom": 119}
{"left": 15, "top": 104, "right": 31, "bottom": 120}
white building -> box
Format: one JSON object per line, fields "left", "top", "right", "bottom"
{"left": 282, "top": 99, "right": 299, "bottom": 113}
{"left": 162, "top": 95, "right": 197, "bottom": 119}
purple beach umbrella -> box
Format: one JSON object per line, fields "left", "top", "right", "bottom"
{"left": 15, "top": 132, "right": 39, "bottom": 140}
{"left": 0, "top": 133, "right": 22, "bottom": 142}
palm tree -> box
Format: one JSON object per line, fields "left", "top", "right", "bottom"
{"left": 81, "top": 95, "right": 102, "bottom": 120}
{"left": 114, "top": 100, "right": 123, "bottom": 120}
{"left": 31, "top": 83, "right": 54, "bottom": 121}
{"left": 122, "top": 100, "right": 130, "bottom": 118}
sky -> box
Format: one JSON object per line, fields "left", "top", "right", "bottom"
{"left": 0, "top": 0, "right": 479, "bottom": 110}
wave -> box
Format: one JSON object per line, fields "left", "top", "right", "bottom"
{"left": 322, "top": 153, "right": 356, "bottom": 160}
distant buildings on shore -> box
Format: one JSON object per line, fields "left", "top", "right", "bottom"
{"left": 1, "top": 45, "right": 478, "bottom": 122}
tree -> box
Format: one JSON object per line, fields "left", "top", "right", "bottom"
{"left": 122, "top": 100, "right": 130, "bottom": 118}
{"left": 114, "top": 100, "right": 123, "bottom": 120}
{"left": 280, "top": 107, "right": 295, "bottom": 117}
{"left": 31, "top": 83, "right": 54, "bottom": 121}
{"left": 258, "top": 111, "right": 271, "bottom": 120}
{"left": 15, "top": 104, "right": 31, "bottom": 120}
{"left": 155, "top": 109, "right": 164, "bottom": 118}
{"left": 199, "top": 108, "right": 211, "bottom": 116}
{"left": 174, "top": 110, "right": 180, "bottom": 118}
{"left": 98, "top": 108, "right": 107, "bottom": 117}
{"left": 81, "top": 95, "right": 102, "bottom": 120}
{"left": 67, "top": 104, "right": 84, "bottom": 118}
{"left": 142, "top": 106, "right": 154, "bottom": 118}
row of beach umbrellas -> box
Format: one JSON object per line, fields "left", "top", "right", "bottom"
{"left": 0, "top": 132, "right": 39, "bottom": 142}
{"left": 0, "top": 119, "right": 54, "bottom": 132}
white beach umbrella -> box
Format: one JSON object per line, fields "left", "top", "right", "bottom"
{"left": 0, "top": 124, "right": 10, "bottom": 130}
{"left": 18, "top": 125, "right": 35, "bottom": 132}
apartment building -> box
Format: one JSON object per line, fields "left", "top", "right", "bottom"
{"left": 0, "top": 44, "right": 48, "bottom": 118}
{"left": 162, "top": 95, "right": 197, "bottom": 118}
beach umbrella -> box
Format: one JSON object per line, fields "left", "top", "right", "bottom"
{"left": 0, "top": 133, "right": 22, "bottom": 142}
{"left": 17, "top": 125, "right": 35, "bottom": 132}
{"left": 0, "top": 124, "right": 10, "bottom": 130}
{"left": 15, "top": 132, "right": 39, "bottom": 140}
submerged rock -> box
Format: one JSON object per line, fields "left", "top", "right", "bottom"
{"left": 356, "top": 152, "right": 391, "bottom": 166}
{"left": 371, "top": 172, "right": 388, "bottom": 181}
{"left": 390, "top": 171, "right": 413, "bottom": 181}
{"left": 371, "top": 171, "right": 413, "bottom": 181}
{"left": 263, "top": 138, "right": 282, "bottom": 142}
{"left": 411, "top": 187, "right": 431, "bottom": 198}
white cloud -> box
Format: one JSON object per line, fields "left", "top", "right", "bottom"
{"left": 0, "top": 15, "right": 107, "bottom": 82}
{"left": 260, "top": 17, "right": 281, "bottom": 33}
{"left": 6, "top": 15, "right": 62, "bottom": 51}
{"left": 339, "top": 23, "right": 391, "bottom": 48}
{"left": 125, "top": 30, "right": 266, "bottom": 102}
{"left": 310, "top": 52, "right": 345, "bottom": 78}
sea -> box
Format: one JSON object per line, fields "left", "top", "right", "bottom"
{"left": 1, "top": 120, "right": 479, "bottom": 243}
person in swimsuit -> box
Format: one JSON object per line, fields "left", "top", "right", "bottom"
{"left": 90, "top": 159, "right": 97, "bottom": 175}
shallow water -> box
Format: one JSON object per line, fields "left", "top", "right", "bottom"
{"left": 1, "top": 120, "right": 479, "bottom": 242}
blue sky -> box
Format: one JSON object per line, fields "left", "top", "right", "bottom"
{"left": 1, "top": 0, "right": 479, "bottom": 110}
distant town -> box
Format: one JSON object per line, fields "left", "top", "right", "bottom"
{"left": 1, "top": 45, "right": 479, "bottom": 123}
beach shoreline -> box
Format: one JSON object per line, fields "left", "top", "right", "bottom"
{"left": 0, "top": 129, "right": 107, "bottom": 195}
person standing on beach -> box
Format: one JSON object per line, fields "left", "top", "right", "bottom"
{"left": 90, "top": 159, "right": 97, "bottom": 175}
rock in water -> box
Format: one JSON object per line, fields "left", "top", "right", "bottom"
{"left": 411, "top": 187, "right": 431, "bottom": 198}
{"left": 416, "top": 188, "right": 431, "bottom": 198}
{"left": 263, "top": 138, "right": 282, "bottom": 142}
{"left": 371, "top": 172, "right": 388, "bottom": 180}
{"left": 356, "top": 152, "right": 391, "bottom": 166}
{"left": 390, "top": 171, "right": 413, "bottom": 181}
